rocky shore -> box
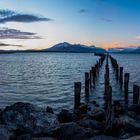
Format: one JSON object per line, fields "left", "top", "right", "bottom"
{"left": 0, "top": 102, "right": 140, "bottom": 140}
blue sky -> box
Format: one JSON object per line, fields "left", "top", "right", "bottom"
{"left": 0, "top": 0, "right": 140, "bottom": 50}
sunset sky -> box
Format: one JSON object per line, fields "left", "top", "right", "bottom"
{"left": 0, "top": 0, "right": 140, "bottom": 50}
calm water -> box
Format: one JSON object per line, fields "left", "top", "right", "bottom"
{"left": 0, "top": 53, "right": 139, "bottom": 111}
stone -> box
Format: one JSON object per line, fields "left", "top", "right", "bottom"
{"left": 121, "top": 135, "right": 140, "bottom": 140}
{"left": 2, "top": 102, "right": 59, "bottom": 135}
{"left": 46, "top": 106, "right": 54, "bottom": 114}
{"left": 33, "top": 137, "right": 57, "bottom": 140}
{"left": 57, "top": 109, "right": 78, "bottom": 123}
{"left": 128, "top": 104, "right": 140, "bottom": 114}
{"left": 77, "top": 118, "right": 102, "bottom": 130}
{"left": 85, "top": 135, "right": 118, "bottom": 140}
{"left": 0, "top": 125, "right": 14, "bottom": 140}
{"left": 55, "top": 122, "right": 94, "bottom": 140}
{"left": 78, "top": 103, "right": 88, "bottom": 114}
{"left": 91, "top": 108, "right": 105, "bottom": 122}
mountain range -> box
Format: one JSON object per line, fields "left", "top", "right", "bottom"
{"left": 0, "top": 42, "right": 106, "bottom": 54}
{"left": 108, "top": 47, "right": 140, "bottom": 53}
{"left": 46, "top": 42, "right": 106, "bottom": 53}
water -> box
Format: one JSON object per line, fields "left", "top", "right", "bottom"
{"left": 0, "top": 53, "right": 99, "bottom": 111}
{"left": 0, "top": 53, "right": 139, "bottom": 111}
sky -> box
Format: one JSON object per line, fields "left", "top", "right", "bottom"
{"left": 0, "top": 0, "right": 140, "bottom": 50}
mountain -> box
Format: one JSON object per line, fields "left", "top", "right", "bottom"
{"left": 108, "top": 46, "right": 140, "bottom": 53}
{"left": 46, "top": 42, "right": 106, "bottom": 53}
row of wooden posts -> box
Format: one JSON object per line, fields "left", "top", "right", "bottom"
{"left": 104, "top": 55, "right": 113, "bottom": 133}
{"left": 109, "top": 55, "right": 140, "bottom": 105}
{"left": 74, "top": 55, "right": 106, "bottom": 109}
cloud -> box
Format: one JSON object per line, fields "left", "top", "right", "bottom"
{"left": 101, "top": 18, "right": 112, "bottom": 22}
{"left": 0, "top": 9, "right": 52, "bottom": 23}
{"left": 0, "top": 42, "right": 22, "bottom": 47}
{"left": 78, "top": 9, "right": 89, "bottom": 14}
{"left": 135, "top": 35, "right": 140, "bottom": 39}
{"left": 0, "top": 28, "right": 41, "bottom": 39}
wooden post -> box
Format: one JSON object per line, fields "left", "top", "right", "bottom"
{"left": 85, "top": 72, "right": 89, "bottom": 96}
{"left": 124, "top": 73, "right": 129, "bottom": 100}
{"left": 89, "top": 70, "right": 92, "bottom": 88}
{"left": 74, "top": 82, "right": 81, "bottom": 109}
{"left": 133, "top": 84, "right": 140, "bottom": 104}
{"left": 92, "top": 67, "right": 95, "bottom": 85}
{"left": 119, "top": 67, "right": 123, "bottom": 85}
{"left": 116, "top": 64, "right": 119, "bottom": 80}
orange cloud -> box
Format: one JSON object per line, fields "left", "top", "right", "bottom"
{"left": 100, "top": 42, "right": 122, "bottom": 49}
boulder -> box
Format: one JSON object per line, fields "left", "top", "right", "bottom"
{"left": 55, "top": 122, "right": 94, "bottom": 140}
{"left": 91, "top": 108, "right": 105, "bottom": 122}
{"left": 128, "top": 104, "right": 140, "bottom": 114}
{"left": 0, "top": 125, "right": 14, "bottom": 140}
{"left": 85, "top": 135, "right": 118, "bottom": 140}
{"left": 46, "top": 106, "right": 54, "bottom": 114}
{"left": 2, "top": 102, "right": 59, "bottom": 135}
{"left": 121, "top": 135, "right": 140, "bottom": 140}
{"left": 77, "top": 118, "right": 102, "bottom": 130}
{"left": 57, "top": 109, "right": 78, "bottom": 123}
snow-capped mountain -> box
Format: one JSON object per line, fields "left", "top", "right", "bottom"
{"left": 46, "top": 42, "right": 106, "bottom": 53}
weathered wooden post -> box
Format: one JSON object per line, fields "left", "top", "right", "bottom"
{"left": 116, "top": 64, "right": 119, "bottom": 80}
{"left": 85, "top": 72, "right": 89, "bottom": 96}
{"left": 92, "top": 67, "right": 95, "bottom": 85}
{"left": 119, "top": 67, "right": 123, "bottom": 85}
{"left": 104, "top": 85, "right": 112, "bottom": 134}
{"left": 74, "top": 82, "right": 81, "bottom": 109}
{"left": 133, "top": 84, "right": 140, "bottom": 104}
{"left": 89, "top": 70, "right": 92, "bottom": 88}
{"left": 124, "top": 73, "right": 130, "bottom": 100}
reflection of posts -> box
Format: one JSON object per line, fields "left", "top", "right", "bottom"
{"left": 74, "top": 82, "right": 81, "bottom": 109}
{"left": 85, "top": 72, "right": 89, "bottom": 96}
{"left": 133, "top": 84, "right": 140, "bottom": 104}
{"left": 124, "top": 73, "right": 129, "bottom": 100}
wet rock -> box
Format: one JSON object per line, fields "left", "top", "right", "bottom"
{"left": 122, "top": 135, "right": 140, "bottom": 140}
{"left": 91, "top": 100, "right": 96, "bottom": 105}
{"left": 55, "top": 122, "right": 94, "bottom": 140}
{"left": 77, "top": 118, "right": 102, "bottom": 130}
{"left": 91, "top": 108, "right": 105, "bottom": 122}
{"left": 46, "top": 106, "right": 54, "bottom": 114}
{"left": 78, "top": 103, "right": 88, "bottom": 114}
{"left": 113, "top": 100, "right": 124, "bottom": 116}
{"left": 33, "top": 137, "right": 57, "bottom": 140}
{"left": 0, "top": 125, "right": 14, "bottom": 140}
{"left": 57, "top": 109, "right": 78, "bottom": 123}
{"left": 17, "top": 134, "right": 32, "bottom": 140}
{"left": 2, "top": 102, "right": 59, "bottom": 135}
{"left": 85, "top": 135, "right": 118, "bottom": 140}
{"left": 128, "top": 104, "right": 140, "bottom": 114}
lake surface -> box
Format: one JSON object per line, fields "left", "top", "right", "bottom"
{"left": 0, "top": 53, "right": 139, "bottom": 111}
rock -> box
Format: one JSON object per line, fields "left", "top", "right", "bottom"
{"left": 121, "top": 135, "right": 140, "bottom": 140}
{"left": 57, "top": 109, "right": 78, "bottom": 123}
{"left": 77, "top": 118, "right": 102, "bottom": 130}
{"left": 91, "top": 108, "right": 105, "bottom": 122}
{"left": 128, "top": 104, "right": 140, "bottom": 114}
{"left": 78, "top": 103, "right": 88, "bottom": 114}
{"left": 113, "top": 100, "right": 124, "bottom": 116}
{"left": 46, "top": 106, "right": 54, "bottom": 114}
{"left": 91, "top": 100, "right": 96, "bottom": 104}
{"left": 33, "top": 137, "right": 57, "bottom": 140}
{"left": 55, "top": 122, "right": 94, "bottom": 140}
{"left": 85, "top": 135, "right": 118, "bottom": 140}
{"left": 2, "top": 102, "right": 59, "bottom": 135}
{"left": 17, "top": 134, "right": 32, "bottom": 140}
{"left": 0, "top": 125, "right": 14, "bottom": 140}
